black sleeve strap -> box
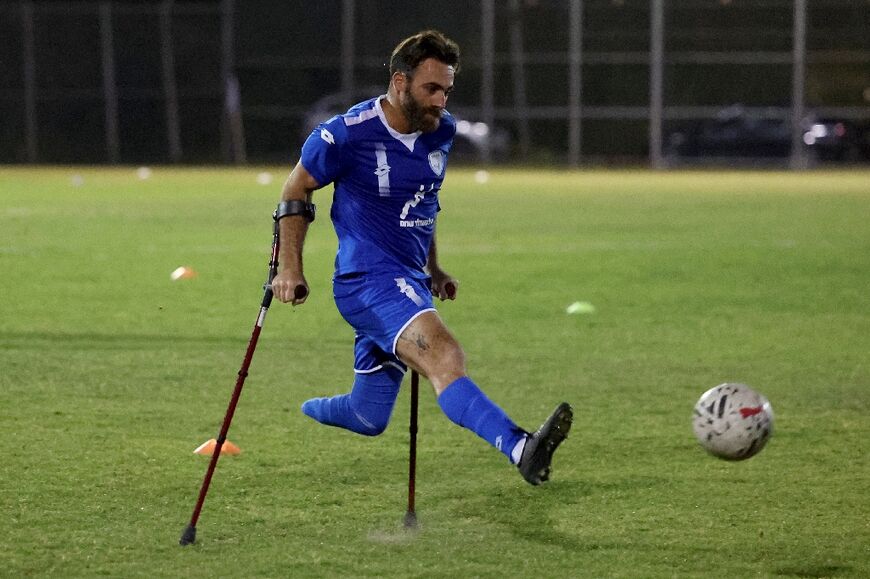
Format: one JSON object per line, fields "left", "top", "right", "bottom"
{"left": 275, "top": 200, "right": 316, "bottom": 223}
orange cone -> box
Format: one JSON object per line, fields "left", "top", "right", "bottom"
{"left": 170, "top": 266, "right": 198, "bottom": 281}
{"left": 193, "top": 438, "right": 241, "bottom": 456}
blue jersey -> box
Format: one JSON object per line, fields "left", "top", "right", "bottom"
{"left": 300, "top": 96, "right": 455, "bottom": 278}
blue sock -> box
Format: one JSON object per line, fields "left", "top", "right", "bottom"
{"left": 437, "top": 376, "right": 526, "bottom": 463}
{"left": 301, "top": 365, "right": 403, "bottom": 436}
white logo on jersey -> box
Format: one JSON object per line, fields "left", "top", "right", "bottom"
{"left": 395, "top": 277, "right": 424, "bottom": 306}
{"left": 399, "top": 185, "right": 426, "bottom": 220}
{"left": 495, "top": 435, "right": 503, "bottom": 451}
{"left": 375, "top": 144, "right": 391, "bottom": 196}
{"left": 320, "top": 129, "right": 334, "bottom": 145}
{"left": 428, "top": 150, "right": 445, "bottom": 176}
{"left": 374, "top": 164, "right": 390, "bottom": 177}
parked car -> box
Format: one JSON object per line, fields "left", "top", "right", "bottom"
{"left": 801, "top": 118, "right": 867, "bottom": 162}
{"left": 665, "top": 104, "right": 869, "bottom": 163}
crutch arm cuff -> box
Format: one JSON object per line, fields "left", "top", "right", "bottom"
{"left": 275, "top": 200, "right": 316, "bottom": 223}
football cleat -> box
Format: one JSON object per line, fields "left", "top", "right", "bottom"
{"left": 518, "top": 402, "right": 573, "bottom": 485}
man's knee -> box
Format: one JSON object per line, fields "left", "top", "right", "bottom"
{"left": 352, "top": 409, "right": 390, "bottom": 436}
{"left": 349, "top": 366, "right": 403, "bottom": 436}
{"left": 435, "top": 341, "right": 466, "bottom": 374}
{"left": 424, "top": 342, "right": 466, "bottom": 393}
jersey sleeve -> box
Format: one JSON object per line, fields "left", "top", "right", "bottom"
{"left": 300, "top": 115, "right": 346, "bottom": 186}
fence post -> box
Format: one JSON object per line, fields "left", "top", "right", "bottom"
{"left": 221, "top": 0, "right": 246, "bottom": 163}
{"left": 21, "top": 1, "right": 38, "bottom": 163}
{"left": 649, "top": 0, "right": 665, "bottom": 169}
{"left": 100, "top": 2, "right": 120, "bottom": 164}
{"left": 480, "top": 0, "right": 495, "bottom": 165}
{"left": 341, "top": 0, "right": 355, "bottom": 96}
{"left": 568, "top": 0, "right": 583, "bottom": 167}
{"left": 508, "top": 0, "right": 529, "bottom": 160}
{"left": 160, "top": 0, "right": 182, "bottom": 162}
{"left": 790, "top": 0, "right": 807, "bottom": 170}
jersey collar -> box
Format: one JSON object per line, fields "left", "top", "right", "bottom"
{"left": 375, "top": 96, "right": 420, "bottom": 152}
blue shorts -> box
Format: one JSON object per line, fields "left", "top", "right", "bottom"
{"left": 333, "top": 273, "right": 435, "bottom": 374}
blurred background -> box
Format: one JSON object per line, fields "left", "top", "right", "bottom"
{"left": 1, "top": 0, "right": 868, "bottom": 168}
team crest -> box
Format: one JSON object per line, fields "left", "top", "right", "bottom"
{"left": 428, "top": 151, "right": 445, "bottom": 176}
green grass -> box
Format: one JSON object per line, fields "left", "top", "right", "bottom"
{"left": 1, "top": 166, "right": 868, "bottom": 577}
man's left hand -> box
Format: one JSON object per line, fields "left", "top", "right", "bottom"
{"left": 430, "top": 270, "right": 459, "bottom": 301}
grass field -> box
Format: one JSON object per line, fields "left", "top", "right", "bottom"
{"left": 1, "top": 166, "right": 868, "bottom": 578}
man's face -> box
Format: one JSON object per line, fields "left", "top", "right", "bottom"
{"left": 398, "top": 57, "right": 455, "bottom": 133}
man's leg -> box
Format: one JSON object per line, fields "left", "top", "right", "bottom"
{"left": 301, "top": 364, "right": 404, "bottom": 436}
{"left": 307, "top": 274, "right": 412, "bottom": 437}
{"left": 396, "top": 312, "right": 525, "bottom": 462}
{"left": 436, "top": 375, "right": 528, "bottom": 462}
{"left": 395, "top": 311, "right": 572, "bottom": 484}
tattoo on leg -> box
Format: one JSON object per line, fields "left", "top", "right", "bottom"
{"left": 414, "top": 333, "right": 429, "bottom": 352}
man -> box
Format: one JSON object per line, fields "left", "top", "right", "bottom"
{"left": 271, "top": 30, "right": 572, "bottom": 485}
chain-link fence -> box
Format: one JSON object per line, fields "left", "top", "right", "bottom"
{"left": 1, "top": 0, "right": 868, "bottom": 166}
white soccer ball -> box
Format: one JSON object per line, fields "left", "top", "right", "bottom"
{"left": 692, "top": 383, "right": 774, "bottom": 461}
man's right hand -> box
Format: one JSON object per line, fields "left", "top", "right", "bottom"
{"left": 271, "top": 270, "right": 309, "bottom": 305}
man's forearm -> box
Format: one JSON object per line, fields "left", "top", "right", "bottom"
{"left": 277, "top": 162, "right": 319, "bottom": 275}
{"left": 278, "top": 212, "right": 309, "bottom": 275}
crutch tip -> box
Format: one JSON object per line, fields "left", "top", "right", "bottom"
{"left": 179, "top": 524, "right": 197, "bottom": 546}
{"left": 403, "top": 511, "right": 419, "bottom": 530}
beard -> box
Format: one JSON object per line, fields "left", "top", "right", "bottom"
{"left": 401, "top": 86, "right": 442, "bottom": 133}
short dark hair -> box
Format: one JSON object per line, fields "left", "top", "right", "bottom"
{"left": 389, "top": 30, "right": 461, "bottom": 77}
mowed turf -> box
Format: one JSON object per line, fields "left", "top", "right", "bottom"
{"left": 1, "top": 167, "right": 868, "bottom": 578}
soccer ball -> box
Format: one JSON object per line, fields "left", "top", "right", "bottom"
{"left": 692, "top": 383, "right": 774, "bottom": 460}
